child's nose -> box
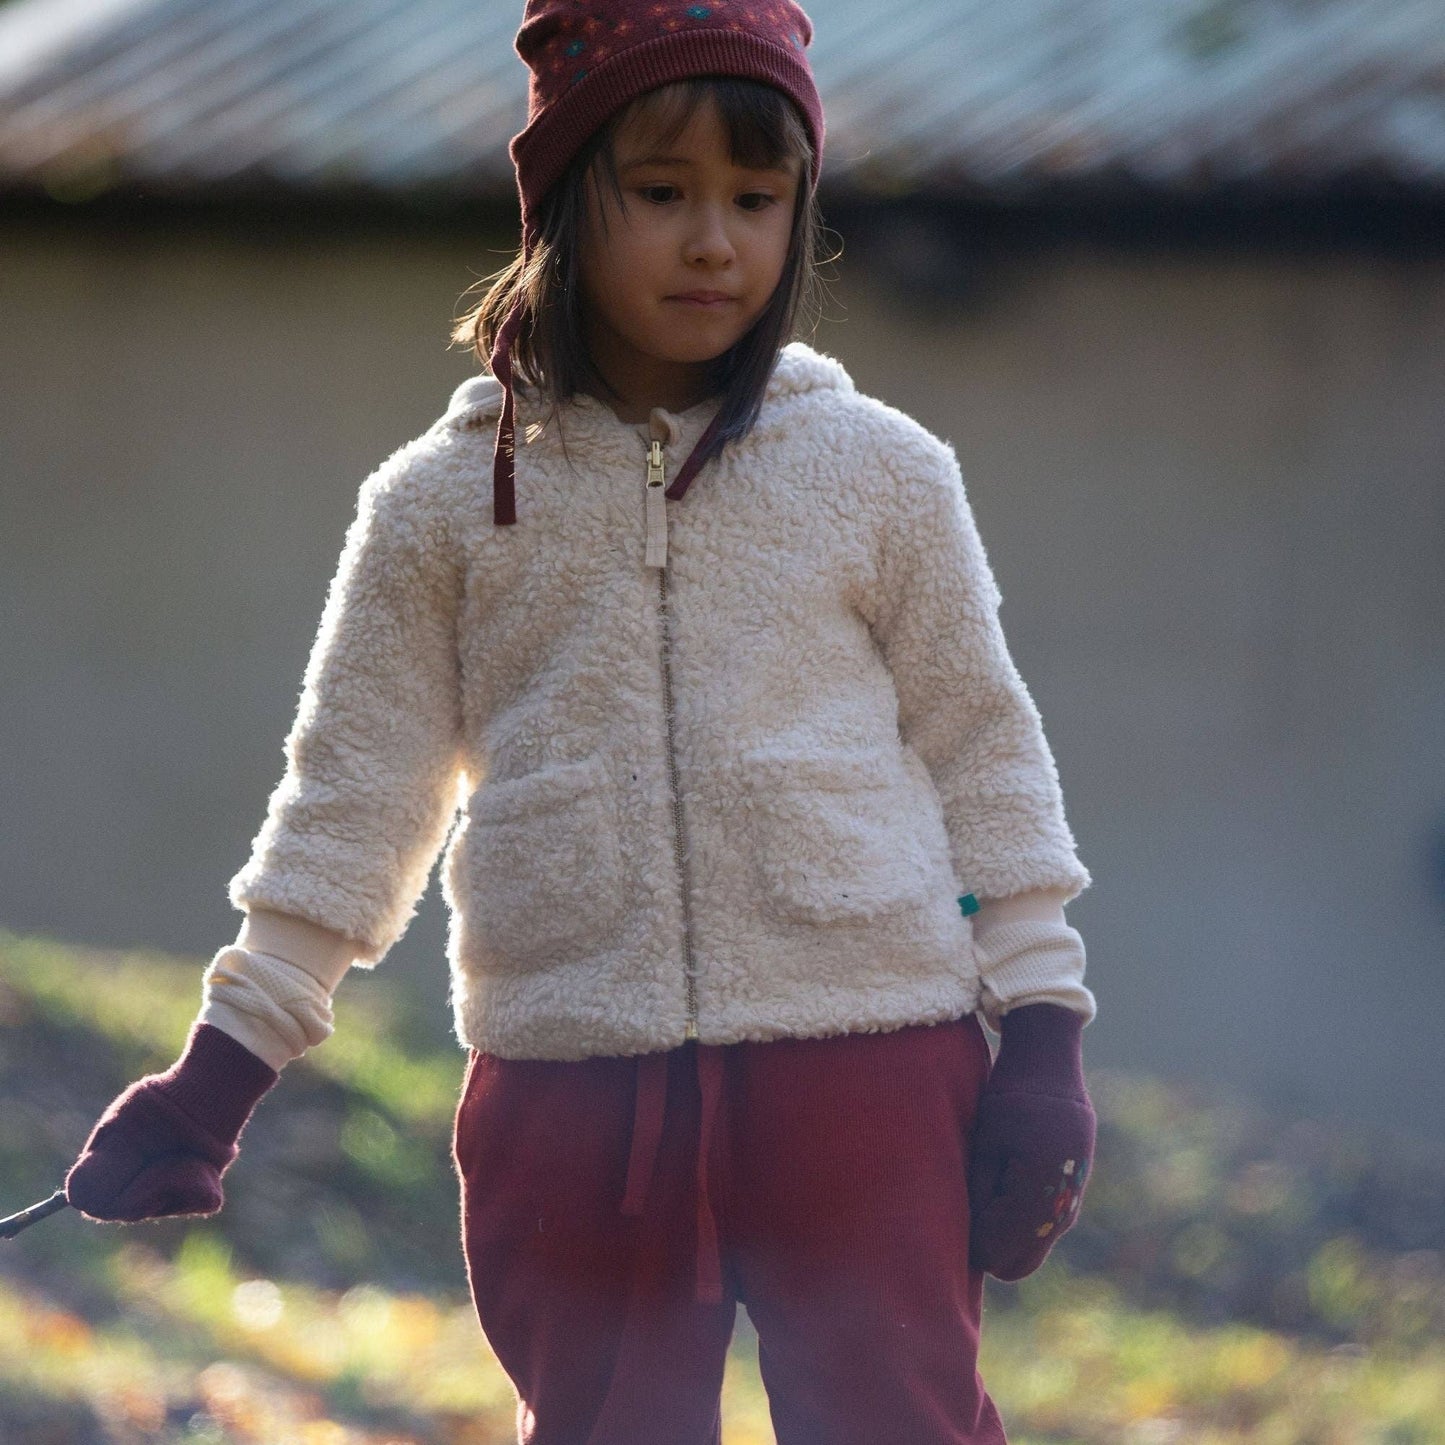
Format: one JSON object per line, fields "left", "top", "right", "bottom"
{"left": 684, "top": 204, "right": 736, "bottom": 265}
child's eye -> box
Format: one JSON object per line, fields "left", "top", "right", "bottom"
{"left": 634, "top": 186, "right": 777, "bottom": 209}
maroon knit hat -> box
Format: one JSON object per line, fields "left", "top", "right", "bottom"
{"left": 489, "top": 0, "right": 827, "bottom": 524}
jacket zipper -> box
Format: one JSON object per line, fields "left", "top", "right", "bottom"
{"left": 645, "top": 439, "right": 700, "bottom": 1041}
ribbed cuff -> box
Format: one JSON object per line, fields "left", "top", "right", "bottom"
{"left": 971, "top": 917, "right": 1096, "bottom": 1031}
{"left": 158, "top": 1022, "right": 279, "bottom": 1145}
{"left": 200, "top": 942, "right": 341, "bottom": 1069}
{"left": 991, "top": 1003, "right": 1086, "bottom": 1098}
{"left": 235, "top": 909, "right": 358, "bottom": 990}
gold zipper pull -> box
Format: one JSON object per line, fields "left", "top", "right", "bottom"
{"left": 645, "top": 438, "right": 668, "bottom": 569}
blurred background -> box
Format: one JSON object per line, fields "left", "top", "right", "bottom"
{"left": 2, "top": 0, "right": 1444, "bottom": 1441}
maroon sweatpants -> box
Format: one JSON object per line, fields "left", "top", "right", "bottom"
{"left": 452, "top": 1013, "right": 1008, "bottom": 1444}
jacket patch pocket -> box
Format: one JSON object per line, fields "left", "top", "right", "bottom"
{"left": 738, "top": 744, "right": 935, "bottom": 926}
{"left": 463, "top": 756, "right": 625, "bottom": 970}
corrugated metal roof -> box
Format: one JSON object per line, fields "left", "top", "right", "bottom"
{"left": 1, "top": 0, "right": 1443, "bottom": 200}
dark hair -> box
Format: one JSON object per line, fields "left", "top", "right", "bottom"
{"left": 451, "top": 75, "right": 835, "bottom": 466}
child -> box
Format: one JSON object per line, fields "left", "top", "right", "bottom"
{"left": 66, "top": 3, "right": 1099, "bottom": 1440}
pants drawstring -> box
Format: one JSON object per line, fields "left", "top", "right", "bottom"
{"left": 619, "top": 1042, "right": 726, "bottom": 1305}
{"left": 620, "top": 1050, "right": 667, "bottom": 1216}
{"left": 692, "top": 1044, "right": 725, "bottom": 1304}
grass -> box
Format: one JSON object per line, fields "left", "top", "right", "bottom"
{"left": 3, "top": 926, "right": 1444, "bottom": 1443}
{"left": 3, "top": 1241, "right": 1442, "bottom": 1444}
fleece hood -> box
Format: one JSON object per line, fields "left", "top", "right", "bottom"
{"left": 442, "top": 341, "right": 855, "bottom": 509}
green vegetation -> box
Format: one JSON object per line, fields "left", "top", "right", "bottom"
{"left": 2, "top": 926, "right": 1443, "bottom": 1443}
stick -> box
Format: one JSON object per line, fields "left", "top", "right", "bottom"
{"left": 0, "top": 1190, "right": 71, "bottom": 1239}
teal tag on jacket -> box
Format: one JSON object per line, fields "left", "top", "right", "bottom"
{"left": 958, "top": 893, "right": 980, "bottom": 916}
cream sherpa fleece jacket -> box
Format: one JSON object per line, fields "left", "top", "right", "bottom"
{"left": 224, "top": 341, "right": 1094, "bottom": 1062}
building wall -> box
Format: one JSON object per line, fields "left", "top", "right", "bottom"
{"left": 3, "top": 214, "right": 1442, "bottom": 1147}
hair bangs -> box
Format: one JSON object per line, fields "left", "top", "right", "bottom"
{"left": 628, "top": 75, "right": 808, "bottom": 175}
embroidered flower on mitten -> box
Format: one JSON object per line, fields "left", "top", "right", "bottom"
{"left": 1035, "top": 1157, "right": 1087, "bottom": 1237}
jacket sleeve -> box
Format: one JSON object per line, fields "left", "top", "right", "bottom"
{"left": 227, "top": 442, "right": 467, "bottom": 965}
{"left": 867, "top": 427, "right": 1091, "bottom": 908}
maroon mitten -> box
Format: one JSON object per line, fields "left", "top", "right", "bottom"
{"left": 66, "top": 1022, "right": 279, "bottom": 1222}
{"left": 967, "top": 1002, "right": 1095, "bottom": 1282}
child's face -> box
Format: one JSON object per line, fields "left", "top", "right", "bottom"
{"left": 578, "top": 92, "right": 802, "bottom": 420}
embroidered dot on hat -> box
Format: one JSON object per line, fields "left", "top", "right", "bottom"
{"left": 487, "top": 0, "right": 827, "bottom": 526}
